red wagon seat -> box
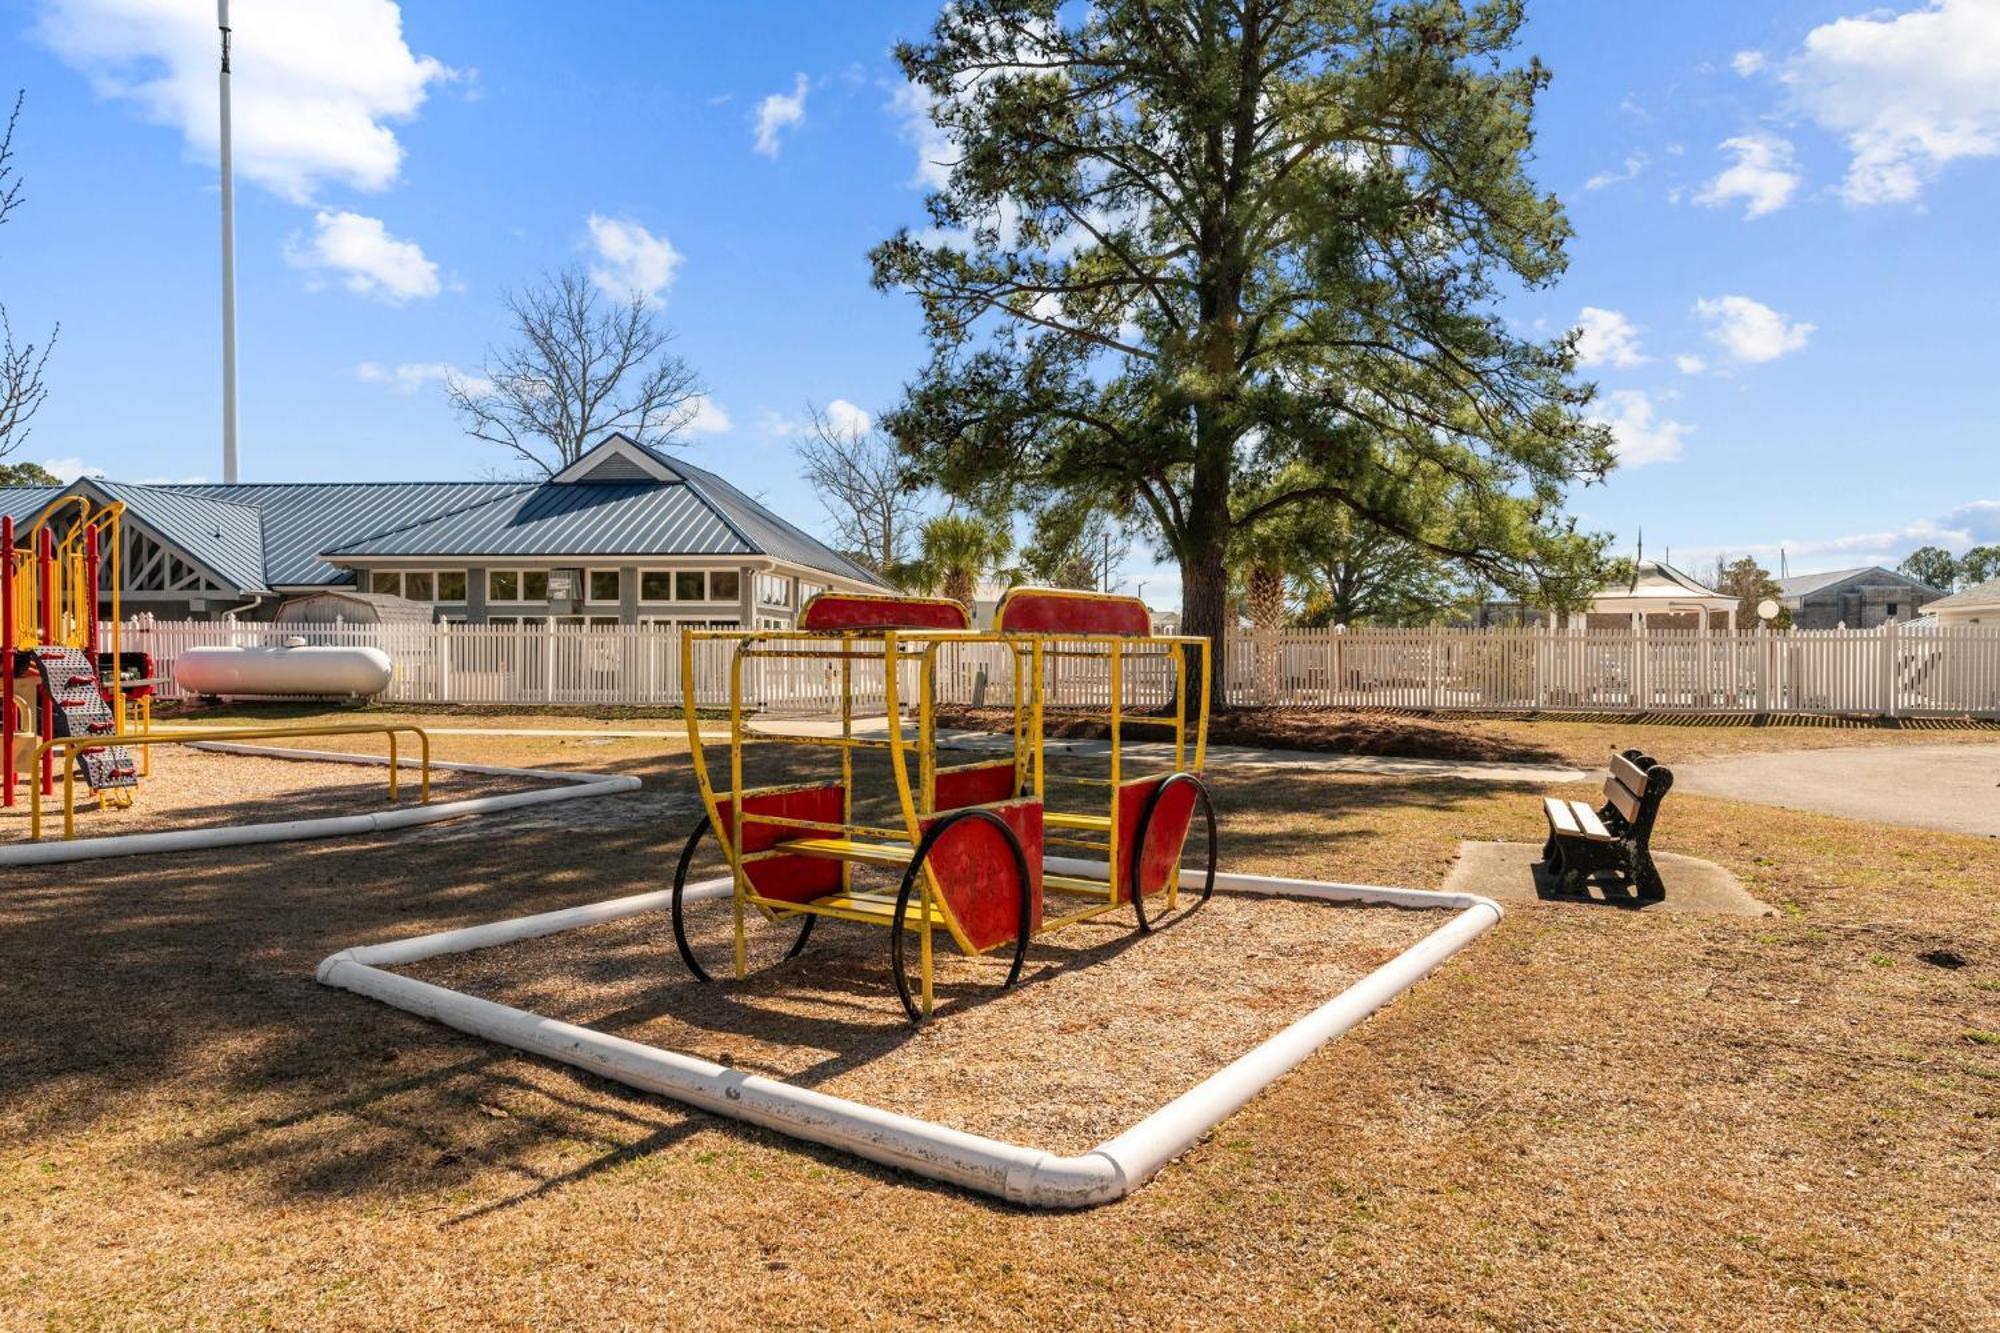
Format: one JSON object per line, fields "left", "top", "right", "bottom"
{"left": 718, "top": 783, "right": 845, "bottom": 903}
{"left": 933, "top": 757, "right": 1019, "bottom": 811}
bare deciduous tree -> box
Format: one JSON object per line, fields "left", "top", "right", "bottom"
{"left": 447, "top": 267, "right": 702, "bottom": 477}
{"left": 0, "top": 91, "right": 56, "bottom": 462}
{"left": 794, "top": 402, "right": 925, "bottom": 575}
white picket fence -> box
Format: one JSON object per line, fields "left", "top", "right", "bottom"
{"left": 108, "top": 619, "right": 2000, "bottom": 718}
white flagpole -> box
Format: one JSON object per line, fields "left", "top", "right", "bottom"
{"left": 218, "top": 0, "right": 239, "bottom": 483}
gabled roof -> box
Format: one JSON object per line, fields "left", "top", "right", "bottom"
{"left": 1775, "top": 565, "right": 1943, "bottom": 600}
{"left": 1591, "top": 560, "right": 1734, "bottom": 607}
{"left": 89, "top": 480, "right": 268, "bottom": 591}
{"left": 0, "top": 479, "right": 269, "bottom": 593}
{"left": 316, "top": 435, "right": 887, "bottom": 587}
{"left": 165, "top": 481, "right": 531, "bottom": 586}
{"left": 1927, "top": 575, "right": 2000, "bottom": 612}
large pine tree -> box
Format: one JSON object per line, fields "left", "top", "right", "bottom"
{"left": 873, "top": 0, "right": 1614, "bottom": 702}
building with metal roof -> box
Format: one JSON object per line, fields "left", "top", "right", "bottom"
{"left": 0, "top": 434, "right": 887, "bottom": 625}
{"left": 1919, "top": 576, "right": 2000, "bottom": 626}
{"left": 1775, "top": 565, "right": 1946, "bottom": 629}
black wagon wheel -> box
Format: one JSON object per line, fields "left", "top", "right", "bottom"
{"left": 888, "top": 807, "right": 1034, "bottom": 1024}
{"left": 670, "top": 814, "right": 814, "bottom": 983}
{"left": 1127, "top": 772, "right": 1217, "bottom": 934}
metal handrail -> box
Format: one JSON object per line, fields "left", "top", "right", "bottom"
{"left": 29, "top": 722, "right": 432, "bottom": 841}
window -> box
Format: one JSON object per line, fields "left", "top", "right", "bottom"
{"left": 370, "top": 571, "right": 398, "bottom": 595}
{"left": 588, "top": 569, "right": 621, "bottom": 603}
{"left": 675, "top": 570, "right": 705, "bottom": 601}
{"left": 641, "top": 570, "right": 673, "bottom": 601}
{"left": 437, "top": 571, "right": 467, "bottom": 602}
{"left": 403, "top": 571, "right": 435, "bottom": 602}
{"left": 710, "top": 569, "right": 740, "bottom": 601}
{"left": 489, "top": 569, "right": 552, "bottom": 602}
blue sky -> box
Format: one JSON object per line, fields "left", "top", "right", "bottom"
{"left": 2, "top": 0, "right": 1995, "bottom": 606}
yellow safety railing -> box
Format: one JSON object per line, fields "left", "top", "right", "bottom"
{"left": 28, "top": 723, "right": 432, "bottom": 841}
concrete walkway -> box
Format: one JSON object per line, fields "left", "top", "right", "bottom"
{"left": 1675, "top": 742, "right": 2000, "bottom": 838}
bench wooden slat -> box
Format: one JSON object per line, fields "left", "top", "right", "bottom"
{"left": 1542, "top": 796, "right": 1580, "bottom": 835}
{"left": 1609, "top": 752, "right": 1650, "bottom": 795}
{"left": 1603, "top": 776, "right": 1642, "bottom": 824}
{"left": 1569, "top": 800, "right": 1612, "bottom": 840}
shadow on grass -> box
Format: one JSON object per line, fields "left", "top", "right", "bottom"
{"left": 0, "top": 742, "right": 1490, "bottom": 1217}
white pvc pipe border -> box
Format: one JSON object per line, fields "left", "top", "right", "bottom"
{"left": 0, "top": 741, "right": 641, "bottom": 867}
{"left": 317, "top": 861, "right": 1502, "bottom": 1208}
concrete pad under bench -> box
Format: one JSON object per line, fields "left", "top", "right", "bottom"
{"left": 1444, "top": 840, "right": 1771, "bottom": 917}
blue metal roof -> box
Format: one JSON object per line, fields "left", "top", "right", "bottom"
{"left": 322, "top": 479, "right": 752, "bottom": 560}
{"left": 2, "top": 436, "right": 887, "bottom": 594}
{"left": 0, "top": 480, "right": 268, "bottom": 592}
{"left": 166, "top": 481, "right": 531, "bottom": 586}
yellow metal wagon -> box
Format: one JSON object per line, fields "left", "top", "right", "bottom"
{"left": 671, "top": 588, "right": 1216, "bottom": 1020}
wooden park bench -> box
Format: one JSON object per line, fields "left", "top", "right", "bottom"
{"left": 1540, "top": 749, "right": 1674, "bottom": 901}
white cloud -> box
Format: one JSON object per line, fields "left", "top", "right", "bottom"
{"left": 753, "top": 73, "right": 809, "bottom": 157}
{"left": 1731, "top": 50, "right": 1768, "bottom": 77}
{"left": 892, "top": 81, "right": 955, "bottom": 190}
{"left": 824, "top": 398, "right": 872, "bottom": 437}
{"left": 1584, "top": 153, "right": 1650, "bottom": 191}
{"left": 1574, "top": 307, "right": 1649, "bottom": 369}
{"left": 1592, "top": 389, "right": 1690, "bottom": 467}
{"left": 36, "top": 0, "right": 455, "bottom": 205}
{"left": 585, "top": 215, "right": 681, "bottom": 307}
{"left": 39, "top": 455, "right": 106, "bottom": 482}
{"left": 1695, "top": 295, "right": 1814, "bottom": 364}
{"left": 1675, "top": 353, "right": 1709, "bottom": 375}
{"left": 286, "top": 210, "right": 440, "bottom": 302}
{"left": 356, "top": 360, "right": 488, "bottom": 395}
{"left": 1694, "top": 133, "right": 1802, "bottom": 217}
{"left": 681, "top": 394, "right": 733, "bottom": 436}
{"left": 1680, "top": 499, "right": 2000, "bottom": 575}
{"left": 1785, "top": 0, "right": 2000, "bottom": 205}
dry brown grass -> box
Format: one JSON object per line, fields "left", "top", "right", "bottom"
{"left": 1, "top": 712, "right": 1995, "bottom": 1328}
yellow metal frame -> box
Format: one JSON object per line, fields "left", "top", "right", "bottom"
{"left": 29, "top": 722, "right": 431, "bottom": 841}
{"left": 679, "top": 609, "right": 1212, "bottom": 1019}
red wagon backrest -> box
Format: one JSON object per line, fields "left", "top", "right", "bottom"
{"left": 798, "top": 592, "right": 971, "bottom": 633}
{"left": 993, "top": 587, "right": 1152, "bottom": 637}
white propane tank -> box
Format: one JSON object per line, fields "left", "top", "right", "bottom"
{"left": 173, "top": 644, "right": 394, "bottom": 698}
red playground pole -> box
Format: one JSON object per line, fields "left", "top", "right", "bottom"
{"left": 2, "top": 514, "right": 14, "bottom": 808}
{"left": 38, "top": 525, "right": 54, "bottom": 797}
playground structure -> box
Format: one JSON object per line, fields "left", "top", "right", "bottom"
{"left": 670, "top": 587, "right": 1217, "bottom": 1020}
{"left": 3, "top": 497, "right": 151, "bottom": 815}
{"left": 0, "top": 493, "right": 449, "bottom": 847}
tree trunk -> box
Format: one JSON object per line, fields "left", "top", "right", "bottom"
{"left": 1180, "top": 540, "right": 1230, "bottom": 714}
{"left": 1248, "top": 564, "right": 1284, "bottom": 704}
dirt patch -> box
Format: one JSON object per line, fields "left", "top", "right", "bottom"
{"left": 396, "top": 890, "right": 1442, "bottom": 1154}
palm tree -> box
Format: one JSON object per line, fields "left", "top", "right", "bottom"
{"left": 916, "top": 514, "right": 1012, "bottom": 608}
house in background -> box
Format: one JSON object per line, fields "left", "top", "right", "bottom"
{"left": 0, "top": 434, "right": 886, "bottom": 627}
{"left": 1776, "top": 566, "right": 1946, "bottom": 629}
{"left": 1923, "top": 577, "right": 2000, "bottom": 626}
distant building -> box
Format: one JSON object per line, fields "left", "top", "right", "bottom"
{"left": 1776, "top": 566, "right": 1946, "bottom": 629}
{"left": 0, "top": 434, "right": 886, "bottom": 626}
{"left": 1923, "top": 576, "right": 2000, "bottom": 626}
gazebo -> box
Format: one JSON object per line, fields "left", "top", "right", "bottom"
{"left": 1565, "top": 560, "right": 1740, "bottom": 631}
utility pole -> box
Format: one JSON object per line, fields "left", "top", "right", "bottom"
{"left": 218, "top": 0, "right": 239, "bottom": 483}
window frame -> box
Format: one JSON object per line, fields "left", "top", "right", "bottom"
{"left": 586, "top": 567, "right": 622, "bottom": 605}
